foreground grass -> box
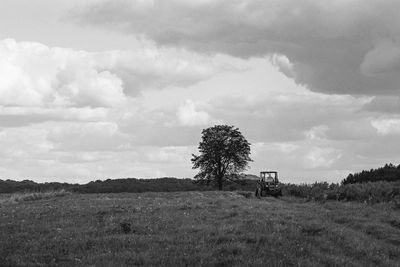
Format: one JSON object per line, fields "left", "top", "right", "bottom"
{"left": 1, "top": 191, "right": 399, "bottom": 266}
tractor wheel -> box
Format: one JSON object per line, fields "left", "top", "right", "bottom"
{"left": 263, "top": 188, "right": 269, "bottom": 197}
{"left": 273, "top": 189, "right": 283, "bottom": 198}
{"left": 277, "top": 188, "right": 283, "bottom": 197}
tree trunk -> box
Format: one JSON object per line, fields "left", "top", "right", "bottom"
{"left": 218, "top": 175, "right": 223, "bottom": 191}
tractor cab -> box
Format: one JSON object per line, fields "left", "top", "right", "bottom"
{"left": 260, "top": 171, "right": 278, "bottom": 186}
{"left": 256, "top": 171, "right": 282, "bottom": 197}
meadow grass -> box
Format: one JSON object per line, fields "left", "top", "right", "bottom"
{"left": 0, "top": 191, "right": 399, "bottom": 266}
{"left": 0, "top": 189, "right": 71, "bottom": 204}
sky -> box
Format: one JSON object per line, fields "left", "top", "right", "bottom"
{"left": 0, "top": 0, "right": 400, "bottom": 184}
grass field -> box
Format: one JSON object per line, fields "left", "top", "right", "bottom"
{"left": 1, "top": 191, "right": 400, "bottom": 266}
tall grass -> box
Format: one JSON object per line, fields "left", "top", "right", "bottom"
{"left": 4, "top": 189, "right": 71, "bottom": 203}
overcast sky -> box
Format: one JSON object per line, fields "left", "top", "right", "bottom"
{"left": 1, "top": 0, "right": 400, "bottom": 184}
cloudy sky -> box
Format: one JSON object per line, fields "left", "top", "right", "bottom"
{"left": 1, "top": 0, "right": 400, "bottom": 184}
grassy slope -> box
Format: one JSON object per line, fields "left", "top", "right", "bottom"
{"left": 1, "top": 192, "right": 400, "bottom": 266}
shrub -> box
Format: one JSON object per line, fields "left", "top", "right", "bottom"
{"left": 283, "top": 181, "right": 400, "bottom": 203}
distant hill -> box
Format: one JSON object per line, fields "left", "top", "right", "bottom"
{"left": 342, "top": 163, "right": 400, "bottom": 184}
{"left": 0, "top": 176, "right": 258, "bottom": 194}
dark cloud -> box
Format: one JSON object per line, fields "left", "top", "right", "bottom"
{"left": 72, "top": 0, "right": 400, "bottom": 95}
{"left": 363, "top": 96, "right": 400, "bottom": 114}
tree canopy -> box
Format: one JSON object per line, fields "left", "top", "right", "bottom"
{"left": 191, "top": 125, "right": 252, "bottom": 190}
{"left": 342, "top": 163, "right": 400, "bottom": 184}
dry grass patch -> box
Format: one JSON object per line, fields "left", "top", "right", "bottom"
{"left": 4, "top": 189, "right": 71, "bottom": 203}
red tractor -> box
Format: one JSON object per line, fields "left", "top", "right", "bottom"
{"left": 255, "top": 171, "right": 282, "bottom": 198}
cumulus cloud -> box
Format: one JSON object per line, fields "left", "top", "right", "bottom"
{"left": 305, "top": 147, "right": 342, "bottom": 169}
{"left": 0, "top": 38, "right": 224, "bottom": 109}
{"left": 0, "top": 39, "right": 125, "bottom": 108}
{"left": 177, "top": 100, "right": 211, "bottom": 126}
{"left": 73, "top": 0, "right": 400, "bottom": 95}
{"left": 304, "top": 125, "right": 329, "bottom": 141}
{"left": 0, "top": 38, "right": 228, "bottom": 129}
{"left": 371, "top": 118, "right": 400, "bottom": 135}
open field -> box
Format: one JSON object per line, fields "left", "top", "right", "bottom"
{"left": 1, "top": 191, "right": 400, "bottom": 266}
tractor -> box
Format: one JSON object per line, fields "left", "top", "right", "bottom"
{"left": 255, "top": 171, "right": 282, "bottom": 198}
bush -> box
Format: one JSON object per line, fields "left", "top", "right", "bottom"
{"left": 283, "top": 181, "right": 400, "bottom": 203}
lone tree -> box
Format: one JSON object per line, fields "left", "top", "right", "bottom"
{"left": 191, "top": 125, "right": 252, "bottom": 190}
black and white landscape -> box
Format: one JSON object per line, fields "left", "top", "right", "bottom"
{"left": 1, "top": 0, "right": 400, "bottom": 183}
{"left": 1, "top": 1, "right": 400, "bottom": 266}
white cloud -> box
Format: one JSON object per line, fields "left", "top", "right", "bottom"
{"left": 305, "top": 125, "right": 329, "bottom": 140}
{"left": 177, "top": 100, "right": 211, "bottom": 126}
{"left": 371, "top": 119, "right": 400, "bottom": 135}
{"left": 0, "top": 38, "right": 225, "bottom": 109}
{"left": 0, "top": 39, "right": 126, "bottom": 108}
{"left": 0, "top": 38, "right": 229, "bottom": 130}
{"left": 305, "top": 147, "right": 342, "bottom": 169}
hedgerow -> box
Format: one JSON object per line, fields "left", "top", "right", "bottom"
{"left": 282, "top": 181, "right": 400, "bottom": 203}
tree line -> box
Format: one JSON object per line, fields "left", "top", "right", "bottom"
{"left": 0, "top": 177, "right": 258, "bottom": 194}
{"left": 342, "top": 163, "right": 400, "bottom": 184}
